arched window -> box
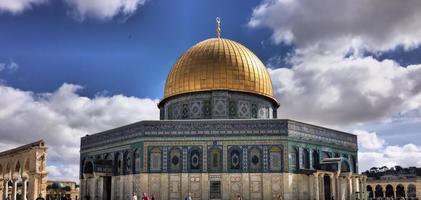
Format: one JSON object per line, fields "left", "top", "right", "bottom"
{"left": 169, "top": 148, "right": 182, "bottom": 172}
{"left": 149, "top": 147, "right": 162, "bottom": 172}
{"left": 321, "top": 151, "right": 330, "bottom": 160}
{"left": 123, "top": 151, "right": 131, "bottom": 175}
{"left": 302, "top": 148, "right": 310, "bottom": 169}
{"left": 312, "top": 150, "right": 320, "bottom": 170}
{"left": 115, "top": 152, "right": 123, "bottom": 175}
{"left": 84, "top": 161, "right": 94, "bottom": 174}
{"left": 134, "top": 149, "right": 141, "bottom": 173}
{"left": 229, "top": 147, "right": 241, "bottom": 171}
{"left": 189, "top": 148, "right": 202, "bottom": 171}
{"left": 14, "top": 161, "right": 21, "bottom": 176}
{"left": 396, "top": 184, "right": 405, "bottom": 199}
{"left": 290, "top": 147, "right": 298, "bottom": 171}
{"left": 375, "top": 185, "right": 383, "bottom": 198}
{"left": 385, "top": 184, "right": 394, "bottom": 198}
{"left": 209, "top": 147, "right": 222, "bottom": 172}
{"left": 408, "top": 184, "right": 416, "bottom": 198}
{"left": 249, "top": 147, "right": 262, "bottom": 171}
{"left": 340, "top": 160, "right": 350, "bottom": 172}
{"left": 367, "top": 185, "right": 373, "bottom": 198}
{"left": 269, "top": 146, "right": 282, "bottom": 171}
{"left": 351, "top": 155, "right": 357, "bottom": 173}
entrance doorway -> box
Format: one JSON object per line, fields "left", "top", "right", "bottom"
{"left": 323, "top": 175, "right": 331, "bottom": 200}
{"left": 103, "top": 176, "right": 112, "bottom": 200}
{"left": 210, "top": 181, "right": 221, "bottom": 200}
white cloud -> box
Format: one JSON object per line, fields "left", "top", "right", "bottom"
{"left": 269, "top": 56, "right": 421, "bottom": 126}
{"left": 0, "top": 61, "right": 18, "bottom": 72}
{"left": 359, "top": 144, "right": 421, "bottom": 172}
{"left": 0, "top": 83, "right": 159, "bottom": 181}
{"left": 47, "top": 164, "right": 79, "bottom": 182}
{"left": 0, "top": 0, "right": 46, "bottom": 14}
{"left": 249, "top": 0, "right": 421, "bottom": 55}
{"left": 353, "top": 130, "right": 385, "bottom": 151}
{"left": 353, "top": 129, "right": 421, "bottom": 172}
{"left": 65, "top": 0, "right": 146, "bottom": 21}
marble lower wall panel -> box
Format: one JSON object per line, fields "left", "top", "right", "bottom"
{"left": 80, "top": 173, "right": 317, "bottom": 200}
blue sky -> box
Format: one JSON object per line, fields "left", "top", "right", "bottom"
{"left": 0, "top": 0, "right": 292, "bottom": 99}
{"left": 1, "top": 0, "right": 421, "bottom": 181}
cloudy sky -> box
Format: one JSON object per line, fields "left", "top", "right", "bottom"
{"left": 1, "top": 0, "right": 421, "bottom": 182}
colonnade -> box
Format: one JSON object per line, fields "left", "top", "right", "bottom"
{"left": 1, "top": 177, "right": 28, "bottom": 200}
{"left": 310, "top": 171, "right": 368, "bottom": 200}
{"left": 367, "top": 182, "right": 418, "bottom": 199}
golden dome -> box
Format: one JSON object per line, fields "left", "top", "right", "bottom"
{"left": 161, "top": 38, "right": 276, "bottom": 104}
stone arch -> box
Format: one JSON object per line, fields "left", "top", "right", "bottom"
{"left": 321, "top": 151, "right": 330, "bottom": 160}
{"left": 84, "top": 161, "right": 94, "bottom": 174}
{"left": 22, "top": 157, "right": 30, "bottom": 177}
{"left": 149, "top": 147, "right": 162, "bottom": 172}
{"left": 367, "top": 185, "right": 373, "bottom": 198}
{"left": 340, "top": 159, "right": 351, "bottom": 172}
{"left": 312, "top": 150, "right": 320, "bottom": 169}
{"left": 302, "top": 148, "right": 310, "bottom": 169}
{"left": 169, "top": 147, "right": 182, "bottom": 172}
{"left": 5, "top": 163, "right": 11, "bottom": 178}
{"left": 385, "top": 184, "right": 394, "bottom": 197}
{"left": 114, "top": 152, "right": 123, "bottom": 175}
{"left": 13, "top": 160, "right": 22, "bottom": 179}
{"left": 133, "top": 148, "right": 141, "bottom": 173}
{"left": 408, "top": 184, "right": 416, "bottom": 198}
{"left": 269, "top": 146, "right": 282, "bottom": 171}
{"left": 123, "top": 150, "right": 131, "bottom": 175}
{"left": 396, "top": 184, "right": 405, "bottom": 199}
{"left": 290, "top": 146, "right": 299, "bottom": 171}
{"left": 350, "top": 155, "right": 357, "bottom": 173}
{"left": 83, "top": 160, "right": 94, "bottom": 179}
{"left": 375, "top": 184, "right": 384, "bottom": 198}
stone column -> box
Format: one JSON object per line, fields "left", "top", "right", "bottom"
{"left": 309, "top": 174, "right": 314, "bottom": 199}
{"left": 3, "top": 179, "right": 8, "bottom": 200}
{"left": 352, "top": 176, "right": 357, "bottom": 200}
{"left": 336, "top": 175, "right": 341, "bottom": 200}
{"left": 22, "top": 177, "right": 28, "bottom": 200}
{"left": 319, "top": 174, "right": 324, "bottom": 200}
{"left": 348, "top": 176, "right": 353, "bottom": 200}
{"left": 12, "top": 179, "right": 17, "bottom": 200}
{"left": 330, "top": 174, "right": 336, "bottom": 200}
{"left": 314, "top": 173, "right": 319, "bottom": 200}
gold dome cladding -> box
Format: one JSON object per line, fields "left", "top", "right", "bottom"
{"left": 163, "top": 38, "right": 276, "bottom": 102}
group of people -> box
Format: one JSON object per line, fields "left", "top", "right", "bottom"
{"left": 131, "top": 193, "right": 282, "bottom": 200}
{"left": 131, "top": 192, "right": 194, "bottom": 200}
{"left": 131, "top": 192, "right": 158, "bottom": 200}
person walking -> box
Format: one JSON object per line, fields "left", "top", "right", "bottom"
{"left": 142, "top": 192, "right": 150, "bottom": 200}
{"left": 184, "top": 193, "right": 192, "bottom": 200}
{"left": 132, "top": 192, "right": 138, "bottom": 200}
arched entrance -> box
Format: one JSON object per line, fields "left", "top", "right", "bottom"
{"left": 312, "top": 150, "right": 320, "bottom": 170}
{"left": 375, "top": 185, "right": 383, "bottom": 198}
{"left": 385, "top": 184, "right": 394, "bottom": 198}
{"left": 408, "top": 184, "right": 416, "bottom": 199}
{"left": 396, "top": 184, "right": 405, "bottom": 199}
{"left": 367, "top": 185, "right": 373, "bottom": 199}
{"left": 323, "top": 175, "right": 331, "bottom": 200}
